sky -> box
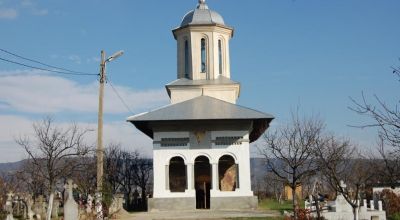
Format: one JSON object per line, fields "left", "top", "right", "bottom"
{"left": 0, "top": 0, "right": 399, "bottom": 162}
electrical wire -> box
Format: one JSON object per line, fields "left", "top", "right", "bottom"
{"left": 0, "top": 57, "right": 98, "bottom": 76}
{"left": 0, "top": 48, "right": 95, "bottom": 76}
{"left": 107, "top": 78, "right": 134, "bottom": 114}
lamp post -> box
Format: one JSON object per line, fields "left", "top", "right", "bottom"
{"left": 96, "top": 50, "right": 123, "bottom": 219}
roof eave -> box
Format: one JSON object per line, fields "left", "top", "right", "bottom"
{"left": 172, "top": 24, "right": 234, "bottom": 39}
{"left": 127, "top": 117, "right": 274, "bottom": 142}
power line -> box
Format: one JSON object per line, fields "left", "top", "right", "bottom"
{"left": 0, "top": 57, "right": 98, "bottom": 76}
{"left": 107, "top": 78, "right": 133, "bottom": 114}
{"left": 0, "top": 48, "right": 95, "bottom": 75}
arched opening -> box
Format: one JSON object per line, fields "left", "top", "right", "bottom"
{"left": 218, "top": 39, "right": 223, "bottom": 75}
{"left": 194, "top": 156, "right": 211, "bottom": 209}
{"left": 184, "top": 40, "right": 189, "bottom": 78}
{"left": 201, "top": 38, "right": 207, "bottom": 73}
{"left": 169, "top": 157, "right": 187, "bottom": 192}
{"left": 218, "top": 155, "right": 238, "bottom": 191}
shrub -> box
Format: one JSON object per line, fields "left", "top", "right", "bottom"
{"left": 388, "top": 213, "right": 400, "bottom": 220}
{"left": 379, "top": 189, "right": 400, "bottom": 218}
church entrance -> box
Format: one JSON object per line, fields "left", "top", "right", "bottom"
{"left": 194, "top": 156, "right": 211, "bottom": 209}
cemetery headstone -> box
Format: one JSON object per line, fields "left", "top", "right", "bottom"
{"left": 63, "top": 179, "right": 78, "bottom": 220}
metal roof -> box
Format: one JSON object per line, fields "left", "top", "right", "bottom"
{"left": 166, "top": 76, "right": 239, "bottom": 87}
{"left": 180, "top": 0, "right": 225, "bottom": 27}
{"left": 127, "top": 96, "right": 274, "bottom": 142}
{"left": 127, "top": 96, "right": 273, "bottom": 122}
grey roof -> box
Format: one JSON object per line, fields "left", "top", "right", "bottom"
{"left": 166, "top": 76, "right": 239, "bottom": 87}
{"left": 127, "top": 96, "right": 274, "bottom": 142}
{"left": 128, "top": 96, "right": 272, "bottom": 122}
{"left": 180, "top": 1, "right": 225, "bottom": 27}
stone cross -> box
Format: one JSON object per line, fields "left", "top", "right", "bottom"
{"left": 5, "top": 192, "right": 14, "bottom": 220}
{"left": 339, "top": 180, "right": 346, "bottom": 189}
{"left": 86, "top": 194, "right": 93, "bottom": 214}
{"left": 7, "top": 192, "right": 14, "bottom": 201}
{"left": 64, "top": 179, "right": 77, "bottom": 201}
{"left": 52, "top": 195, "right": 60, "bottom": 219}
{"left": 63, "top": 179, "right": 79, "bottom": 220}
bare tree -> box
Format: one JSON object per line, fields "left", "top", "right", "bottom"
{"left": 73, "top": 157, "right": 96, "bottom": 198}
{"left": 15, "top": 160, "right": 47, "bottom": 197}
{"left": 264, "top": 172, "right": 284, "bottom": 202}
{"left": 104, "top": 144, "right": 124, "bottom": 195}
{"left": 314, "top": 136, "right": 374, "bottom": 220}
{"left": 350, "top": 65, "right": 400, "bottom": 186}
{"left": 131, "top": 156, "right": 152, "bottom": 211}
{"left": 372, "top": 137, "right": 400, "bottom": 188}
{"left": 15, "top": 117, "right": 92, "bottom": 220}
{"left": 104, "top": 144, "right": 153, "bottom": 211}
{"left": 259, "top": 113, "right": 324, "bottom": 220}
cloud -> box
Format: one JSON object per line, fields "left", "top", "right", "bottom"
{"left": 0, "top": 8, "right": 17, "bottom": 19}
{"left": 86, "top": 56, "right": 100, "bottom": 63}
{"left": 32, "top": 8, "right": 47, "bottom": 16}
{"left": 68, "top": 55, "right": 82, "bottom": 64}
{"left": 0, "top": 70, "right": 169, "bottom": 114}
{"left": 0, "top": 115, "right": 153, "bottom": 162}
{"left": 20, "top": 0, "right": 33, "bottom": 7}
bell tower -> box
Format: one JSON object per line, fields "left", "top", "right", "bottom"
{"left": 167, "top": 0, "right": 240, "bottom": 104}
{"left": 128, "top": 0, "right": 275, "bottom": 212}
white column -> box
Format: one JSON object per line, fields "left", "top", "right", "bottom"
{"left": 211, "top": 163, "right": 219, "bottom": 192}
{"left": 187, "top": 163, "right": 194, "bottom": 191}
{"left": 370, "top": 200, "right": 375, "bottom": 210}
{"left": 165, "top": 165, "right": 169, "bottom": 191}
{"left": 378, "top": 201, "right": 383, "bottom": 211}
{"left": 362, "top": 199, "right": 368, "bottom": 212}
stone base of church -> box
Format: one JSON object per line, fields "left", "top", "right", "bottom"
{"left": 210, "top": 196, "right": 258, "bottom": 210}
{"left": 148, "top": 196, "right": 258, "bottom": 211}
{"left": 148, "top": 197, "right": 196, "bottom": 211}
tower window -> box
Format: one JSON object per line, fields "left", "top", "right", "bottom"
{"left": 201, "top": 38, "right": 207, "bottom": 73}
{"left": 218, "top": 39, "right": 223, "bottom": 75}
{"left": 184, "top": 40, "right": 189, "bottom": 78}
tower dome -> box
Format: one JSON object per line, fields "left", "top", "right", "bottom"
{"left": 180, "top": 0, "right": 225, "bottom": 27}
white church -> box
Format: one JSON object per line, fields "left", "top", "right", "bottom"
{"left": 128, "top": 0, "right": 274, "bottom": 211}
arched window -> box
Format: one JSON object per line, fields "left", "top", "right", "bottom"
{"left": 184, "top": 40, "right": 189, "bottom": 78}
{"left": 218, "top": 39, "right": 223, "bottom": 75}
{"left": 169, "top": 157, "right": 187, "bottom": 192}
{"left": 201, "top": 38, "right": 207, "bottom": 73}
{"left": 218, "top": 155, "right": 238, "bottom": 191}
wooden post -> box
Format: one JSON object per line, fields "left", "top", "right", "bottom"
{"left": 97, "top": 50, "right": 106, "bottom": 192}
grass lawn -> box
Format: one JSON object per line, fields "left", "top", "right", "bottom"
{"left": 258, "top": 198, "right": 305, "bottom": 214}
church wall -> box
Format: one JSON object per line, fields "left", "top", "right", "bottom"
{"left": 169, "top": 86, "right": 239, "bottom": 104}
{"left": 174, "top": 26, "right": 232, "bottom": 80}
{"left": 152, "top": 130, "right": 254, "bottom": 199}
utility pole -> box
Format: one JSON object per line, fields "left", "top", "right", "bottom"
{"left": 96, "top": 50, "right": 106, "bottom": 220}
{"left": 95, "top": 49, "right": 123, "bottom": 219}
{"left": 97, "top": 50, "right": 106, "bottom": 192}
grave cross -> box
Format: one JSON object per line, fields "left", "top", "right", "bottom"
{"left": 339, "top": 180, "right": 346, "bottom": 189}
{"left": 7, "top": 192, "right": 14, "bottom": 201}
{"left": 64, "top": 179, "right": 77, "bottom": 201}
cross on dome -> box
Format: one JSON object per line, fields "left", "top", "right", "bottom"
{"left": 197, "top": 0, "right": 208, "bottom": 9}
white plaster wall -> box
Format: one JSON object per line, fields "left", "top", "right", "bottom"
{"left": 152, "top": 130, "right": 254, "bottom": 198}
{"left": 203, "top": 87, "right": 238, "bottom": 104}
{"left": 175, "top": 26, "right": 232, "bottom": 81}
{"left": 169, "top": 88, "right": 202, "bottom": 104}
{"left": 373, "top": 187, "right": 400, "bottom": 195}
{"left": 169, "top": 85, "right": 239, "bottom": 104}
